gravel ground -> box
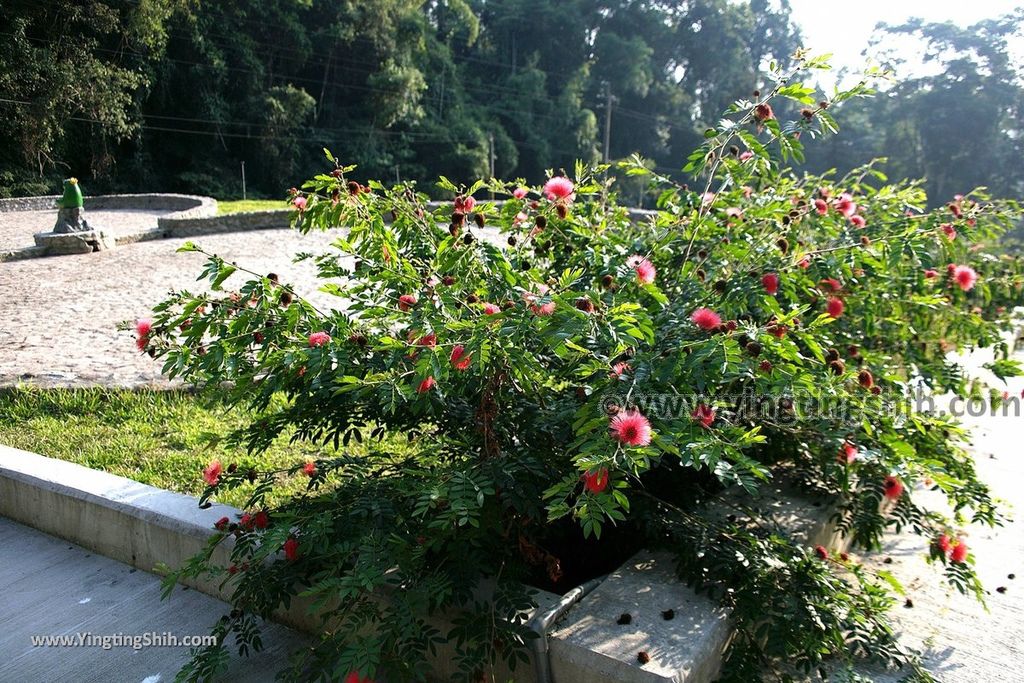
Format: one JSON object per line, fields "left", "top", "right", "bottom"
{"left": 0, "top": 208, "right": 175, "bottom": 252}
{"left": 0, "top": 228, "right": 343, "bottom": 387}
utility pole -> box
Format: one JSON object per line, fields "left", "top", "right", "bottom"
{"left": 488, "top": 132, "right": 496, "bottom": 199}
{"left": 602, "top": 82, "right": 615, "bottom": 163}
{"left": 240, "top": 161, "right": 246, "bottom": 200}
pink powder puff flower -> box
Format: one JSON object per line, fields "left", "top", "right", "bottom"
{"left": 826, "top": 297, "right": 845, "bottom": 318}
{"left": 543, "top": 176, "right": 575, "bottom": 201}
{"left": 203, "top": 460, "right": 222, "bottom": 486}
{"left": 303, "top": 462, "right": 317, "bottom": 477}
{"left": 292, "top": 196, "right": 307, "bottom": 211}
{"left": 136, "top": 318, "right": 153, "bottom": 337}
{"left": 941, "top": 223, "right": 957, "bottom": 240}
{"left": 953, "top": 265, "right": 978, "bottom": 291}
{"left": 924, "top": 268, "right": 938, "bottom": 279}
{"left": 950, "top": 539, "right": 968, "bottom": 563}
{"left": 739, "top": 151, "right": 754, "bottom": 162}
{"left": 482, "top": 303, "right": 501, "bottom": 315}
{"left": 761, "top": 272, "right": 779, "bottom": 295}
{"left": 609, "top": 410, "right": 652, "bottom": 447}
{"left": 833, "top": 193, "right": 856, "bottom": 218}
{"left": 531, "top": 301, "right": 556, "bottom": 316}
{"left": 850, "top": 214, "right": 866, "bottom": 228}
{"left": 691, "top": 307, "right": 722, "bottom": 331}
{"left": 513, "top": 187, "right": 528, "bottom": 199}
{"left": 882, "top": 475, "right": 903, "bottom": 500}
{"left": 611, "top": 361, "right": 631, "bottom": 377}
{"left": 398, "top": 294, "right": 418, "bottom": 311}
{"left": 814, "top": 545, "right": 829, "bottom": 560}
{"left": 582, "top": 468, "right": 609, "bottom": 493}
{"left": 841, "top": 442, "right": 858, "bottom": 463}
{"left": 936, "top": 534, "right": 952, "bottom": 554}
{"left": 814, "top": 198, "right": 828, "bottom": 215}
{"left": 283, "top": 537, "right": 300, "bottom": 561}
{"left": 692, "top": 403, "right": 716, "bottom": 429}
{"left": 417, "top": 376, "right": 436, "bottom": 393}
{"left": 308, "top": 331, "right": 331, "bottom": 347}
{"left": 701, "top": 191, "right": 716, "bottom": 206}
{"left": 627, "top": 255, "right": 656, "bottom": 285}
{"left": 450, "top": 345, "right": 472, "bottom": 371}
{"left": 416, "top": 332, "right": 437, "bottom": 348}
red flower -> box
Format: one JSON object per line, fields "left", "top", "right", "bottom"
{"left": 416, "top": 332, "right": 437, "bottom": 348}
{"left": 344, "top": 672, "right": 374, "bottom": 683}
{"left": 883, "top": 475, "right": 904, "bottom": 500}
{"left": 941, "top": 223, "right": 957, "bottom": 240}
{"left": 759, "top": 360, "right": 772, "bottom": 373}
{"left": 283, "top": 537, "right": 300, "bottom": 561}
{"left": 952, "top": 265, "right": 978, "bottom": 291}
{"left": 513, "top": 187, "right": 528, "bottom": 199}
{"left": 531, "top": 301, "right": 556, "bottom": 316}
{"left": 135, "top": 318, "right": 152, "bottom": 337}
{"left": 691, "top": 308, "right": 722, "bottom": 331}
{"left": 582, "top": 468, "right": 609, "bottom": 494}
{"left": 691, "top": 403, "right": 716, "bottom": 429}
{"left": 768, "top": 323, "right": 787, "bottom": 339}
{"left": 950, "top": 539, "right": 968, "bottom": 563}
{"left": 841, "top": 442, "right": 858, "bottom": 463}
{"left": 454, "top": 195, "right": 476, "bottom": 213}
{"left": 826, "top": 297, "right": 844, "bottom": 318}
{"left": 611, "top": 361, "right": 631, "bottom": 377}
{"left": 820, "top": 278, "right": 842, "bottom": 292}
{"left": 303, "top": 462, "right": 317, "bottom": 477}
{"left": 253, "top": 510, "right": 269, "bottom": 529}
{"left": 450, "top": 345, "right": 472, "bottom": 371}
{"left": 761, "top": 272, "right": 779, "bottom": 295}
{"left": 308, "top": 331, "right": 331, "bottom": 347}
{"left": 214, "top": 516, "right": 229, "bottom": 531}
{"left": 798, "top": 257, "right": 811, "bottom": 269}
{"left": 609, "top": 410, "right": 652, "bottom": 447}
{"left": 543, "top": 176, "right": 575, "bottom": 201}
{"left": 202, "top": 460, "right": 222, "bottom": 486}
{"left": 936, "top": 534, "right": 952, "bottom": 554}
{"left": 227, "top": 564, "right": 239, "bottom": 575}
{"left": 627, "top": 255, "right": 657, "bottom": 285}
{"left": 833, "top": 193, "right": 856, "bottom": 218}
{"left": 482, "top": 302, "right": 501, "bottom": 315}
{"left": 417, "top": 376, "right": 436, "bottom": 393}
{"left": 292, "top": 196, "right": 307, "bottom": 211}
{"left": 814, "top": 198, "right": 828, "bottom": 215}
{"left": 924, "top": 268, "right": 938, "bottom": 279}
{"left": 754, "top": 103, "right": 774, "bottom": 122}
{"left": 850, "top": 214, "right": 866, "bottom": 228}
{"left": 240, "top": 513, "right": 253, "bottom": 530}
{"left": 814, "top": 545, "right": 829, "bottom": 560}
{"left": 858, "top": 370, "right": 874, "bottom": 389}
{"left": 398, "top": 294, "right": 418, "bottom": 311}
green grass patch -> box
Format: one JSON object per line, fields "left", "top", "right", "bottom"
{"left": 0, "top": 387, "right": 325, "bottom": 508}
{"left": 216, "top": 199, "right": 287, "bottom": 215}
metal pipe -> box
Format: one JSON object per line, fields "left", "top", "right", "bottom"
{"left": 526, "top": 574, "right": 607, "bottom": 683}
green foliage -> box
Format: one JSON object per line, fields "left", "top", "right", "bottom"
{"left": 143, "top": 59, "right": 1024, "bottom": 681}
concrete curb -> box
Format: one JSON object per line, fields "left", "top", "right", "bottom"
{"left": 0, "top": 444, "right": 236, "bottom": 601}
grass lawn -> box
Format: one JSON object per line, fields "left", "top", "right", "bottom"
{"left": 0, "top": 387, "right": 324, "bottom": 508}
{"left": 217, "top": 199, "right": 288, "bottom": 214}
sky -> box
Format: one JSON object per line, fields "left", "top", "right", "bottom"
{"left": 785, "top": 0, "right": 1023, "bottom": 87}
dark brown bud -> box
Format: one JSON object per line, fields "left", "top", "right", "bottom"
{"left": 466, "top": 294, "right": 479, "bottom": 304}
{"left": 829, "top": 359, "right": 846, "bottom": 375}
{"left": 777, "top": 238, "right": 789, "bottom": 254}
{"left": 442, "top": 275, "right": 456, "bottom": 286}
{"left": 860, "top": 235, "right": 871, "bottom": 246}
{"left": 575, "top": 297, "right": 595, "bottom": 313}
{"left": 697, "top": 249, "right": 708, "bottom": 259}
{"left": 556, "top": 204, "right": 568, "bottom": 219}
{"left": 871, "top": 385, "right": 882, "bottom": 395}
{"left": 266, "top": 272, "right": 279, "bottom": 283}
{"left": 746, "top": 341, "right": 762, "bottom": 357}
{"left": 279, "top": 292, "right": 293, "bottom": 306}
{"left": 536, "top": 215, "right": 547, "bottom": 229}
{"left": 521, "top": 259, "right": 532, "bottom": 271}
{"left": 858, "top": 369, "right": 874, "bottom": 388}
{"left": 713, "top": 280, "right": 727, "bottom": 294}
{"left": 474, "top": 213, "right": 485, "bottom": 229}
{"left": 800, "top": 108, "right": 815, "bottom": 119}
{"left": 507, "top": 235, "right": 517, "bottom": 246}
{"left": 463, "top": 233, "right": 474, "bottom": 245}
{"left": 347, "top": 180, "right": 360, "bottom": 195}
{"left": 601, "top": 274, "right": 615, "bottom": 289}
{"left": 449, "top": 223, "right": 461, "bottom": 237}
{"left": 826, "top": 348, "right": 840, "bottom": 362}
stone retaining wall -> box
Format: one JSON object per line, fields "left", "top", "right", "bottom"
{"left": 160, "top": 208, "right": 291, "bottom": 238}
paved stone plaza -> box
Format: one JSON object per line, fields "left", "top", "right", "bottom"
{"left": 0, "top": 216, "right": 341, "bottom": 387}
{"left": 0, "top": 208, "right": 174, "bottom": 252}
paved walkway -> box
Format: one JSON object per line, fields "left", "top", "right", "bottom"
{"left": 858, "top": 346, "right": 1024, "bottom": 681}
{"left": 0, "top": 228, "right": 342, "bottom": 387}
{"left": 0, "top": 517, "right": 307, "bottom": 683}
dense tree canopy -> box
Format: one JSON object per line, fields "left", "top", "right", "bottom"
{"left": 0, "top": 1, "right": 1021, "bottom": 207}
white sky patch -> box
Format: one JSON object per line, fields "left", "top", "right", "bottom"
{"left": 786, "top": 0, "right": 1023, "bottom": 88}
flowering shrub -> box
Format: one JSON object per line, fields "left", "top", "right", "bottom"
{"left": 150, "top": 56, "right": 1023, "bottom": 682}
